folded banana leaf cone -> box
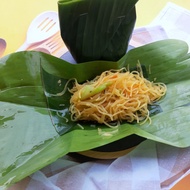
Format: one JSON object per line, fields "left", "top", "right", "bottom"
{"left": 58, "top": 0, "right": 138, "bottom": 63}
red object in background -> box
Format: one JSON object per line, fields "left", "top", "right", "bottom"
{"left": 171, "top": 173, "right": 190, "bottom": 190}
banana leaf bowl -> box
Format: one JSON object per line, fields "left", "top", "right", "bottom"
{"left": 1, "top": 39, "right": 190, "bottom": 188}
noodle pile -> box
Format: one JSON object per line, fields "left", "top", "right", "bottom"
{"left": 69, "top": 67, "right": 167, "bottom": 126}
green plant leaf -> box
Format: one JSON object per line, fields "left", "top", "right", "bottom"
{"left": 0, "top": 39, "right": 190, "bottom": 188}
{"left": 118, "top": 39, "right": 190, "bottom": 83}
{"left": 58, "top": 0, "right": 138, "bottom": 62}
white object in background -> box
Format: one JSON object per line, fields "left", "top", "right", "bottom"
{"left": 31, "top": 32, "right": 68, "bottom": 57}
{"left": 16, "top": 11, "right": 60, "bottom": 52}
{"left": 150, "top": 2, "right": 190, "bottom": 49}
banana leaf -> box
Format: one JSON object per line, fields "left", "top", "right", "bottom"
{"left": 1, "top": 39, "right": 190, "bottom": 188}
{"left": 58, "top": 0, "right": 138, "bottom": 62}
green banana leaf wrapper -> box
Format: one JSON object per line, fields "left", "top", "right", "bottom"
{"left": 58, "top": 0, "right": 138, "bottom": 63}
{"left": 1, "top": 40, "right": 190, "bottom": 188}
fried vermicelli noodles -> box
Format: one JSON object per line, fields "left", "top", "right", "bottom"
{"left": 69, "top": 68, "right": 167, "bottom": 127}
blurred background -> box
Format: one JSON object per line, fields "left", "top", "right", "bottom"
{"left": 0, "top": 0, "right": 190, "bottom": 55}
